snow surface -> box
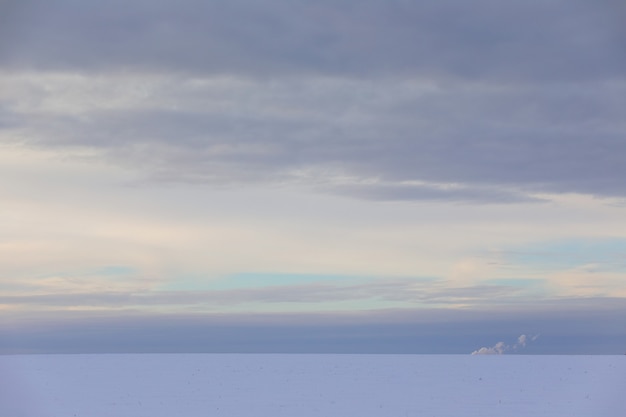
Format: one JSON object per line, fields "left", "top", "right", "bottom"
{"left": 1, "top": 354, "right": 624, "bottom": 417}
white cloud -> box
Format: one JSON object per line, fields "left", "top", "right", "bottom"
{"left": 471, "top": 334, "right": 539, "bottom": 355}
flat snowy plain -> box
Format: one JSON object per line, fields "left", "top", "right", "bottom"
{"left": 1, "top": 354, "right": 624, "bottom": 416}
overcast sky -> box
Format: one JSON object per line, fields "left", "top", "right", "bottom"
{"left": 1, "top": 0, "right": 625, "bottom": 354}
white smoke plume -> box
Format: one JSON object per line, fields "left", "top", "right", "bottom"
{"left": 471, "top": 334, "right": 540, "bottom": 355}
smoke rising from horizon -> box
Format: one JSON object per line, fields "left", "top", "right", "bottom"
{"left": 471, "top": 334, "right": 540, "bottom": 355}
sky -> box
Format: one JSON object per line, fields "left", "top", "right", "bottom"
{"left": 1, "top": 0, "right": 625, "bottom": 354}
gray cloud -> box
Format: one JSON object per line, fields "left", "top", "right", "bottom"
{"left": 3, "top": 75, "right": 625, "bottom": 201}
{"left": 1, "top": 0, "right": 624, "bottom": 81}
{"left": 1, "top": 0, "right": 625, "bottom": 202}
{"left": 324, "top": 182, "right": 545, "bottom": 204}
{"left": 1, "top": 299, "right": 624, "bottom": 354}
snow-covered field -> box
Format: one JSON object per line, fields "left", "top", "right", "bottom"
{"left": 1, "top": 354, "right": 624, "bottom": 417}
